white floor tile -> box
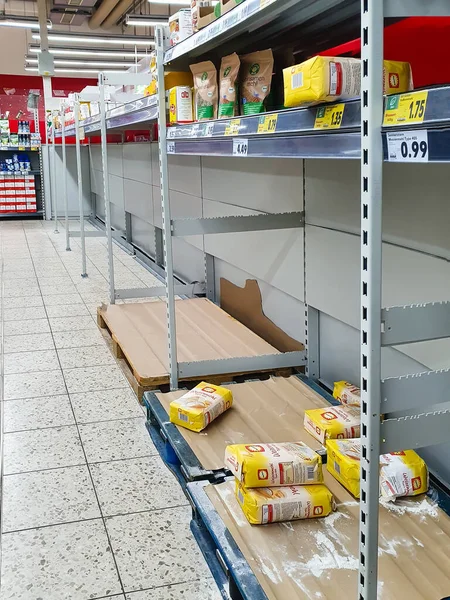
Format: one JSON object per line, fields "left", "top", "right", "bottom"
{"left": 3, "top": 426, "right": 85, "bottom": 474}
{"left": 63, "top": 365, "right": 129, "bottom": 394}
{"left": 2, "top": 465, "right": 100, "bottom": 532}
{"left": 42, "top": 293, "right": 84, "bottom": 306}
{"left": 2, "top": 296, "right": 43, "bottom": 309}
{"left": 46, "top": 303, "right": 90, "bottom": 318}
{"left": 106, "top": 507, "right": 211, "bottom": 591}
{"left": 79, "top": 417, "right": 156, "bottom": 463}
{"left": 3, "top": 306, "right": 47, "bottom": 322}
{"left": 70, "top": 388, "right": 142, "bottom": 424}
{"left": 53, "top": 328, "right": 105, "bottom": 349}
{"left": 4, "top": 332, "right": 55, "bottom": 354}
{"left": 49, "top": 315, "right": 96, "bottom": 332}
{"left": 4, "top": 370, "right": 66, "bottom": 400}
{"left": 4, "top": 319, "right": 50, "bottom": 336}
{"left": 125, "top": 581, "right": 221, "bottom": 600}
{"left": 4, "top": 349, "right": 60, "bottom": 375}
{"left": 1, "top": 520, "right": 121, "bottom": 600}
{"left": 3, "top": 394, "right": 74, "bottom": 432}
{"left": 90, "top": 456, "right": 187, "bottom": 517}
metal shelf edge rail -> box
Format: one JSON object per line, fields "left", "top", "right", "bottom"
{"left": 60, "top": 103, "right": 70, "bottom": 251}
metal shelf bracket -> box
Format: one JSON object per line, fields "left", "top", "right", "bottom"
{"left": 381, "top": 301, "right": 450, "bottom": 346}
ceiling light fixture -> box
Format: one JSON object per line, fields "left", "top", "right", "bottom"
{"left": 28, "top": 46, "right": 148, "bottom": 58}
{"left": 0, "top": 16, "right": 52, "bottom": 29}
{"left": 25, "top": 66, "right": 122, "bottom": 74}
{"left": 125, "top": 14, "right": 168, "bottom": 27}
{"left": 26, "top": 57, "right": 133, "bottom": 68}
{"left": 32, "top": 33, "right": 154, "bottom": 46}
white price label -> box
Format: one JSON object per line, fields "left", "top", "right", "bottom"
{"left": 233, "top": 138, "right": 248, "bottom": 157}
{"left": 386, "top": 130, "right": 428, "bottom": 162}
{"left": 167, "top": 128, "right": 176, "bottom": 139}
{"left": 167, "top": 141, "right": 175, "bottom": 154}
{"left": 204, "top": 122, "right": 214, "bottom": 137}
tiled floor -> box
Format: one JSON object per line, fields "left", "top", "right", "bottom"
{"left": 0, "top": 219, "right": 221, "bottom": 600}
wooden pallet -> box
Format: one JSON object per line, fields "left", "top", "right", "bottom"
{"left": 97, "top": 299, "right": 299, "bottom": 401}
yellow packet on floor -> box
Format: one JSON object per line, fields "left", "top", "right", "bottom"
{"left": 304, "top": 405, "right": 360, "bottom": 444}
{"left": 326, "top": 439, "right": 429, "bottom": 500}
{"left": 235, "top": 480, "right": 335, "bottom": 525}
{"left": 169, "top": 382, "right": 233, "bottom": 432}
{"left": 333, "top": 381, "right": 361, "bottom": 406}
{"left": 224, "top": 442, "right": 323, "bottom": 487}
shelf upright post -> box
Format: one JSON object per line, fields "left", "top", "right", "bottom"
{"left": 99, "top": 72, "right": 115, "bottom": 304}
{"left": 359, "top": 0, "right": 384, "bottom": 598}
{"left": 74, "top": 95, "right": 87, "bottom": 277}
{"left": 51, "top": 112, "right": 59, "bottom": 233}
{"left": 61, "top": 105, "right": 70, "bottom": 251}
{"left": 155, "top": 25, "right": 178, "bottom": 390}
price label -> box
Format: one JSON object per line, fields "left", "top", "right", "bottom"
{"left": 78, "top": 127, "right": 85, "bottom": 141}
{"left": 260, "top": 0, "right": 276, "bottom": 8}
{"left": 257, "top": 114, "right": 278, "bottom": 134}
{"left": 167, "top": 128, "right": 176, "bottom": 139}
{"left": 224, "top": 119, "right": 241, "bottom": 136}
{"left": 383, "top": 91, "right": 428, "bottom": 126}
{"left": 386, "top": 130, "right": 428, "bottom": 162}
{"left": 18, "top": 146, "right": 25, "bottom": 151}
{"left": 314, "top": 104, "right": 345, "bottom": 130}
{"left": 167, "top": 141, "right": 176, "bottom": 154}
{"left": 232, "top": 138, "right": 248, "bottom": 157}
{"left": 204, "top": 122, "right": 214, "bottom": 137}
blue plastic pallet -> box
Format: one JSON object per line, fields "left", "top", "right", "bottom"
{"left": 143, "top": 374, "right": 338, "bottom": 487}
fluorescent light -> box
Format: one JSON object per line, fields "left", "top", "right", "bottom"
{"left": 0, "top": 17, "right": 52, "bottom": 29}
{"left": 29, "top": 46, "right": 148, "bottom": 58}
{"left": 25, "top": 67, "right": 124, "bottom": 74}
{"left": 32, "top": 33, "right": 154, "bottom": 46}
{"left": 26, "top": 58, "right": 133, "bottom": 68}
{"left": 125, "top": 14, "right": 168, "bottom": 27}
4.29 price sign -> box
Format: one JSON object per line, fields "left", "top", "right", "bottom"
{"left": 386, "top": 130, "right": 429, "bottom": 162}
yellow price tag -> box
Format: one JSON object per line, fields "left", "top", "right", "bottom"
{"left": 383, "top": 91, "right": 428, "bottom": 126}
{"left": 257, "top": 114, "right": 278, "bottom": 134}
{"left": 224, "top": 119, "right": 241, "bottom": 136}
{"left": 314, "top": 104, "right": 345, "bottom": 130}
{"left": 18, "top": 146, "right": 25, "bottom": 151}
{"left": 260, "top": 0, "right": 276, "bottom": 7}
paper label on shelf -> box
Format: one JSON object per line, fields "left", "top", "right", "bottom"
{"left": 167, "top": 141, "right": 176, "bottom": 154}
{"left": 383, "top": 90, "right": 428, "bottom": 125}
{"left": 224, "top": 119, "right": 241, "bottom": 136}
{"left": 204, "top": 122, "right": 214, "bottom": 137}
{"left": 314, "top": 103, "right": 345, "bottom": 130}
{"left": 260, "top": 0, "right": 277, "bottom": 8}
{"left": 167, "top": 128, "right": 176, "bottom": 139}
{"left": 232, "top": 138, "right": 248, "bottom": 156}
{"left": 78, "top": 127, "right": 85, "bottom": 141}
{"left": 257, "top": 114, "right": 278, "bottom": 134}
{"left": 386, "top": 130, "right": 428, "bottom": 162}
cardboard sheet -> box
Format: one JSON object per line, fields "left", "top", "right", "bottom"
{"left": 220, "top": 278, "right": 304, "bottom": 352}
{"left": 99, "top": 298, "right": 284, "bottom": 385}
{"left": 157, "top": 376, "right": 329, "bottom": 471}
{"left": 206, "top": 478, "right": 450, "bottom": 600}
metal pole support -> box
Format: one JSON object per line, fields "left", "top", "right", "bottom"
{"left": 358, "top": 0, "right": 384, "bottom": 598}
{"left": 61, "top": 106, "right": 70, "bottom": 251}
{"left": 99, "top": 73, "right": 115, "bottom": 304}
{"left": 74, "top": 96, "right": 87, "bottom": 277}
{"left": 51, "top": 113, "right": 59, "bottom": 233}
{"left": 156, "top": 25, "right": 178, "bottom": 390}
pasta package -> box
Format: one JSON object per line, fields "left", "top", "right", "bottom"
{"left": 240, "top": 49, "right": 274, "bottom": 115}
{"left": 236, "top": 481, "right": 335, "bottom": 525}
{"left": 326, "top": 440, "right": 428, "bottom": 501}
{"left": 169, "top": 382, "right": 233, "bottom": 432}
{"left": 333, "top": 381, "right": 361, "bottom": 406}
{"left": 190, "top": 60, "right": 218, "bottom": 121}
{"left": 304, "top": 405, "right": 360, "bottom": 444}
{"left": 284, "top": 56, "right": 412, "bottom": 107}
{"left": 218, "top": 53, "right": 240, "bottom": 118}
{"left": 224, "top": 442, "right": 323, "bottom": 487}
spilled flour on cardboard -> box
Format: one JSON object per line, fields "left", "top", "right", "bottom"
{"left": 381, "top": 497, "right": 439, "bottom": 519}
{"left": 304, "top": 531, "right": 359, "bottom": 577}
{"left": 259, "top": 559, "right": 282, "bottom": 584}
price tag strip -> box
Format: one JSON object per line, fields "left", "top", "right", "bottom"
{"left": 386, "top": 129, "right": 428, "bottom": 162}
{"left": 167, "top": 141, "right": 176, "bottom": 154}
{"left": 233, "top": 138, "right": 248, "bottom": 157}
{"left": 383, "top": 90, "right": 428, "bottom": 126}
{"left": 224, "top": 119, "right": 241, "bottom": 136}
{"left": 314, "top": 104, "right": 345, "bottom": 130}
{"left": 257, "top": 114, "right": 278, "bottom": 134}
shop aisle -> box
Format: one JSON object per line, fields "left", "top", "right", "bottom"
{"left": 0, "top": 219, "right": 221, "bottom": 600}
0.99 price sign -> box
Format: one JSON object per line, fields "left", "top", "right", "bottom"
{"left": 386, "top": 130, "right": 428, "bottom": 163}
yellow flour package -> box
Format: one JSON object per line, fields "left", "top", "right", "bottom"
{"left": 235, "top": 481, "right": 335, "bottom": 525}
{"left": 169, "top": 382, "right": 233, "bottom": 432}
{"left": 304, "top": 405, "right": 360, "bottom": 444}
{"left": 224, "top": 442, "right": 323, "bottom": 488}
{"left": 284, "top": 56, "right": 412, "bottom": 107}
{"left": 333, "top": 381, "right": 360, "bottom": 406}
{"left": 326, "top": 439, "right": 428, "bottom": 500}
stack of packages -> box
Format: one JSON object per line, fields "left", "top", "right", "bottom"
{"left": 305, "top": 380, "right": 429, "bottom": 502}
{"left": 225, "top": 442, "right": 336, "bottom": 525}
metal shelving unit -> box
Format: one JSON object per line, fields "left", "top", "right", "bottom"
{"left": 53, "top": 1, "right": 450, "bottom": 597}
